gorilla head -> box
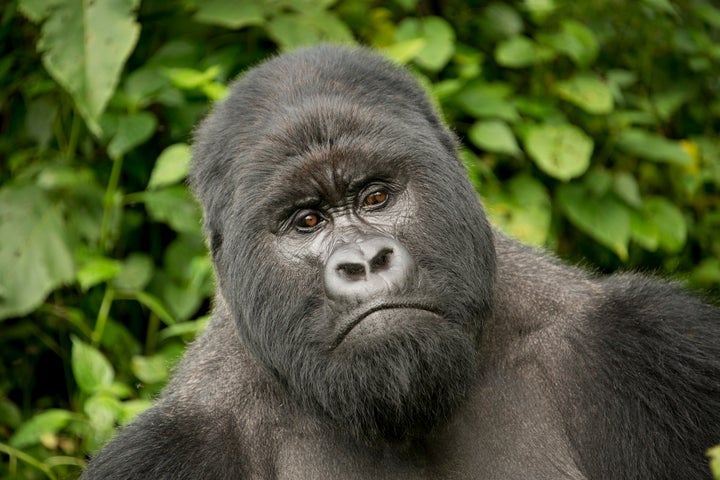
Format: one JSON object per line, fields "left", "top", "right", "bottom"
{"left": 190, "top": 45, "right": 495, "bottom": 443}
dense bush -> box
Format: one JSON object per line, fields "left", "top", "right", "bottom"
{"left": 1, "top": 0, "right": 719, "bottom": 478}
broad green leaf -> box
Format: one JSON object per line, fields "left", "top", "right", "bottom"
{"left": 652, "top": 87, "right": 693, "bottom": 121}
{"left": 495, "top": 35, "right": 555, "bottom": 68}
{"left": 480, "top": 3, "right": 523, "bottom": 38}
{"left": 544, "top": 20, "right": 598, "bottom": 67}
{"left": 554, "top": 75, "right": 613, "bottom": 114}
{"left": 486, "top": 175, "right": 551, "bottom": 246}
{"left": 468, "top": 120, "right": 520, "bottom": 156}
{"left": 454, "top": 81, "right": 519, "bottom": 121}
{"left": 9, "top": 409, "right": 73, "bottom": 449}
{"left": 148, "top": 143, "right": 191, "bottom": 189}
{"left": 645, "top": 197, "right": 686, "bottom": 253}
{"left": 112, "top": 253, "right": 154, "bottom": 292}
{"left": 382, "top": 39, "right": 427, "bottom": 64}
{"left": 132, "top": 290, "right": 177, "bottom": 325}
{"left": 616, "top": 129, "right": 692, "bottom": 166}
{"left": 629, "top": 208, "right": 660, "bottom": 251}
{"left": 36, "top": 0, "right": 141, "bottom": 135}
{"left": 524, "top": 123, "right": 593, "bottom": 181}
{"left": 77, "top": 256, "right": 123, "bottom": 291}
{"left": 692, "top": 258, "right": 720, "bottom": 287}
{"left": 0, "top": 185, "right": 75, "bottom": 320}
{"left": 18, "top": 0, "right": 55, "bottom": 22}
{"left": 395, "top": 16, "right": 455, "bottom": 71}
{"left": 107, "top": 112, "right": 157, "bottom": 160}
{"left": 71, "top": 336, "right": 114, "bottom": 394}
{"left": 613, "top": 172, "right": 643, "bottom": 208}
{"left": 166, "top": 65, "right": 221, "bottom": 90}
{"left": 193, "top": 0, "right": 264, "bottom": 29}
{"left": 85, "top": 393, "right": 122, "bottom": 431}
{"left": 524, "top": 0, "right": 556, "bottom": 24}
{"left": 132, "top": 354, "right": 169, "bottom": 384}
{"left": 557, "top": 184, "right": 630, "bottom": 260}
{"left": 141, "top": 186, "right": 203, "bottom": 234}
{"left": 266, "top": 11, "right": 353, "bottom": 50}
{"left": 0, "top": 398, "right": 22, "bottom": 429}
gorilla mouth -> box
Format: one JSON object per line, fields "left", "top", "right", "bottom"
{"left": 333, "top": 303, "right": 443, "bottom": 348}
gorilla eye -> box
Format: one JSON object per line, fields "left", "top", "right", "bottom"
{"left": 293, "top": 210, "right": 324, "bottom": 232}
{"left": 363, "top": 190, "right": 389, "bottom": 208}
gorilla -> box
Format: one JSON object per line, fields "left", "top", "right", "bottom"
{"left": 82, "top": 45, "right": 720, "bottom": 479}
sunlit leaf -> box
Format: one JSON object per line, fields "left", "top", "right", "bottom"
{"left": 71, "top": 336, "right": 114, "bottom": 394}
{"left": 524, "top": 123, "right": 593, "bottom": 180}
{"left": 554, "top": 75, "right": 613, "bottom": 114}
{"left": 495, "top": 35, "right": 555, "bottom": 68}
{"left": 148, "top": 143, "right": 191, "bottom": 190}
{"left": 9, "top": 409, "right": 73, "bottom": 449}
{"left": 468, "top": 120, "right": 521, "bottom": 156}
{"left": 395, "top": 16, "right": 455, "bottom": 71}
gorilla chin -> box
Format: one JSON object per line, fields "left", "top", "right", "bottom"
{"left": 288, "top": 306, "right": 478, "bottom": 444}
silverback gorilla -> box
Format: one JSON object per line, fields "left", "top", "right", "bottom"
{"left": 82, "top": 45, "right": 720, "bottom": 479}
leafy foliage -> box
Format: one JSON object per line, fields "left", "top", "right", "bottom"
{"left": 1, "top": 0, "right": 719, "bottom": 478}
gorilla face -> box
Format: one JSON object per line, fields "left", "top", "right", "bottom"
{"left": 191, "top": 46, "right": 496, "bottom": 443}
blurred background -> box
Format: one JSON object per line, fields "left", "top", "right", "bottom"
{"left": 1, "top": 0, "right": 719, "bottom": 478}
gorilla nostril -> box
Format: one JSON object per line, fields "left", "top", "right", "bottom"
{"left": 369, "top": 248, "right": 393, "bottom": 272}
{"left": 337, "top": 262, "right": 367, "bottom": 281}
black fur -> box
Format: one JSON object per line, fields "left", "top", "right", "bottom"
{"left": 82, "top": 45, "right": 720, "bottom": 480}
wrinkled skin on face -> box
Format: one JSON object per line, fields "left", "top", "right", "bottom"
{"left": 190, "top": 46, "right": 495, "bottom": 442}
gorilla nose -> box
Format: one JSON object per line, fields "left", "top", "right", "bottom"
{"left": 324, "top": 236, "right": 415, "bottom": 303}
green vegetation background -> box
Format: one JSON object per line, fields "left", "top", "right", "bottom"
{"left": 1, "top": 0, "right": 719, "bottom": 478}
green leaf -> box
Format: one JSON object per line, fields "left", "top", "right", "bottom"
{"left": 266, "top": 11, "right": 353, "bottom": 50}
{"left": 613, "top": 172, "right": 643, "bottom": 209}
{"left": 486, "top": 175, "right": 551, "bottom": 246}
{"left": 554, "top": 75, "right": 614, "bottom": 114}
{"left": 394, "top": 16, "right": 455, "bottom": 71}
{"left": 454, "top": 81, "right": 519, "bottom": 121}
{"left": 71, "top": 336, "right": 114, "bottom": 394}
{"left": 107, "top": 112, "right": 157, "bottom": 160}
{"left": 18, "top": 0, "right": 55, "bottom": 22}
{"left": 495, "top": 35, "right": 555, "bottom": 68}
{"left": 131, "top": 354, "right": 169, "bottom": 384}
{"left": 524, "top": 0, "right": 556, "bottom": 24}
{"left": 36, "top": 0, "right": 141, "bottom": 135}
{"left": 132, "top": 290, "right": 177, "bottom": 325}
{"left": 0, "top": 185, "right": 75, "bottom": 320}
{"left": 524, "top": 123, "right": 593, "bottom": 181}
{"left": 616, "top": 129, "right": 692, "bottom": 166}
{"left": 141, "top": 186, "right": 202, "bottom": 233}
{"left": 708, "top": 445, "right": 720, "bottom": 479}
{"left": 77, "top": 256, "right": 123, "bottom": 291}
{"left": 557, "top": 184, "right": 630, "bottom": 260}
{"left": 645, "top": 197, "right": 686, "bottom": 253}
{"left": 629, "top": 208, "right": 660, "bottom": 251}
{"left": 112, "top": 253, "right": 154, "bottom": 292}
{"left": 192, "top": 0, "right": 264, "bottom": 29}
{"left": 9, "top": 409, "right": 73, "bottom": 449}
{"left": 382, "top": 39, "right": 427, "bottom": 64}
{"left": 148, "top": 143, "right": 191, "bottom": 189}
{"left": 468, "top": 120, "right": 520, "bottom": 156}
{"left": 545, "top": 20, "right": 598, "bottom": 67}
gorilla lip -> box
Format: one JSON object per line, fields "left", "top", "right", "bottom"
{"left": 333, "top": 303, "right": 442, "bottom": 348}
